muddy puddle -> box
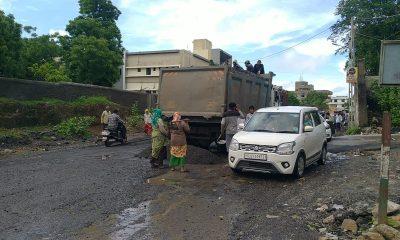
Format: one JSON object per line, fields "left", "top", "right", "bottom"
{"left": 77, "top": 201, "right": 151, "bottom": 240}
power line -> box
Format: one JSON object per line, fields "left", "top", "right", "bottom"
{"left": 241, "top": 27, "right": 332, "bottom": 63}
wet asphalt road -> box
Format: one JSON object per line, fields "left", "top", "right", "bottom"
{"left": 0, "top": 141, "right": 161, "bottom": 240}
{"left": 1, "top": 135, "right": 400, "bottom": 240}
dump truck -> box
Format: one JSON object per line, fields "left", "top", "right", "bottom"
{"left": 158, "top": 66, "right": 273, "bottom": 148}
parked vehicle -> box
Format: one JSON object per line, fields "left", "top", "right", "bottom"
{"left": 102, "top": 128, "right": 126, "bottom": 147}
{"left": 322, "top": 117, "right": 332, "bottom": 142}
{"left": 158, "top": 66, "right": 273, "bottom": 148}
{"left": 228, "top": 106, "right": 327, "bottom": 178}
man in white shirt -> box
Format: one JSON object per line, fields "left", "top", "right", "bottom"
{"left": 245, "top": 106, "right": 255, "bottom": 124}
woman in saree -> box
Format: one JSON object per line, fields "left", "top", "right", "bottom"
{"left": 169, "top": 112, "right": 190, "bottom": 172}
{"left": 150, "top": 108, "right": 168, "bottom": 168}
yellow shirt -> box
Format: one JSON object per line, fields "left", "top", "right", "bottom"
{"left": 101, "top": 110, "right": 111, "bottom": 124}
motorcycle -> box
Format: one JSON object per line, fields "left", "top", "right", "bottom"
{"left": 102, "top": 126, "right": 127, "bottom": 147}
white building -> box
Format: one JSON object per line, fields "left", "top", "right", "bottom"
{"left": 118, "top": 39, "right": 232, "bottom": 93}
{"left": 328, "top": 96, "right": 349, "bottom": 114}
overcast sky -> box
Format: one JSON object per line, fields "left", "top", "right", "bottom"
{"left": 1, "top": 0, "right": 348, "bottom": 96}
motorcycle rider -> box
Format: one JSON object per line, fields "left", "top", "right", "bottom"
{"left": 107, "top": 109, "right": 127, "bottom": 142}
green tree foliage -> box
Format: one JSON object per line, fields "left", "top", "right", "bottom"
{"left": 29, "top": 62, "right": 70, "bottom": 82}
{"left": 301, "top": 91, "right": 329, "bottom": 110}
{"left": 68, "top": 36, "right": 121, "bottom": 86}
{"left": 64, "top": 0, "right": 123, "bottom": 86}
{"left": 0, "top": 10, "right": 23, "bottom": 77}
{"left": 287, "top": 92, "right": 301, "bottom": 106}
{"left": 369, "top": 80, "right": 400, "bottom": 126}
{"left": 329, "top": 0, "right": 400, "bottom": 75}
{"left": 21, "top": 34, "right": 63, "bottom": 78}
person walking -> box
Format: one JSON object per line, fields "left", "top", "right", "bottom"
{"left": 221, "top": 102, "right": 244, "bottom": 151}
{"left": 169, "top": 112, "right": 190, "bottom": 172}
{"left": 144, "top": 109, "right": 152, "bottom": 135}
{"left": 335, "top": 113, "right": 343, "bottom": 131}
{"left": 150, "top": 108, "right": 169, "bottom": 168}
{"left": 101, "top": 106, "right": 111, "bottom": 129}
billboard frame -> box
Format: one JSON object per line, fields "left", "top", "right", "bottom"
{"left": 379, "top": 40, "right": 400, "bottom": 86}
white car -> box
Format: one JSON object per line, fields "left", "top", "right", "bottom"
{"left": 228, "top": 106, "right": 327, "bottom": 178}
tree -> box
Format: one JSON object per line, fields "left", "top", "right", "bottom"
{"left": 301, "top": 91, "right": 329, "bottom": 110}
{"left": 369, "top": 80, "right": 400, "bottom": 126}
{"left": 329, "top": 0, "right": 400, "bottom": 75}
{"left": 68, "top": 36, "right": 121, "bottom": 87}
{"left": 287, "top": 92, "right": 301, "bottom": 106}
{"left": 0, "top": 10, "right": 23, "bottom": 77}
{"left": 20, "top": 34, "right": 63, "bottom": 78}
{"left": 63, "top": 0, "right": 123, "bottom": 86}
{"left": 29, "top": 62, "right": 70, "bottom": 82}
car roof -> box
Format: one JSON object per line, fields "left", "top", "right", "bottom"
{"left": 256, "top": 106, "right": 318, "bottom": 113}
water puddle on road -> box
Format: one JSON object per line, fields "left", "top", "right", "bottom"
{"left": 110, "top": 201, "right": 151, "bottom": 240}
{"left": 77, "top": 201, "right": 151, "bottom": 240}
{"left": 326, "top": 152, "right": 350, "bottom": 164}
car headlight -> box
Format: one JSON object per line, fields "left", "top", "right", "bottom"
{"left": 276, "top": 141, "right": 296, "bottom": 155}
{"left": 229, "top": 138, "right": 240, "bottom": 151}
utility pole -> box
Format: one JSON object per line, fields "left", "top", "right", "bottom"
{"left": 348, "top": 17, "right": 356, "bottom": 123}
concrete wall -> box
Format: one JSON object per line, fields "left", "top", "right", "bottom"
{"left": 0, "top": 77, "right": 150, "bottom": 110}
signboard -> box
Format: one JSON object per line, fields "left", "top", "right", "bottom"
{"left": 380, "top": 40, "right": 400, "bottom": 85}
{"left": 346, "top": 67, "right": 358, "bottom": 84}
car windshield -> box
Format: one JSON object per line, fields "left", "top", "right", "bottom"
{"left": 244, "top": 112, "right": 300, "bottom": 134}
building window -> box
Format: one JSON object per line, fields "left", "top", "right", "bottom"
{"left": 334, "top": 99, "right": 337, "bottom": 102}
{"left": 153, "top": 68, "right": 156, "bottom": 71}
{"left": 137, "top": 68, "right": 141, "bottom": 72}
{"left": 146, "top": 68, "right": 151, "bottom": 75}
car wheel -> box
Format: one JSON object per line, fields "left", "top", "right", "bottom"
{"left": 231, "top": 168, "right": 242, "bottom": 174}
{"left": 318, "top": 145, "right": 327, "bottom": 165}
{"left": 293, "top": 154, "right": 305, "bottom": 179}
{"left": 105, "top": 140, "right": 112, "bottom": 147}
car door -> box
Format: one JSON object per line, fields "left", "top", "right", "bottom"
{"left": 311, "top": 111, "right": 324, "bottom": 156}
{"left": 302, "top": 111, "right": 315, "bottom": 161}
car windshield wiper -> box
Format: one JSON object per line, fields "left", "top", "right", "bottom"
{"left": 274, "top": 130, "right": 296, "bottom": 133}
{"left": 251, "top": 129, "right": 275, "bottom": 132}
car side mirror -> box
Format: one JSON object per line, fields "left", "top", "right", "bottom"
{"left": 238, "top": 122, "right": 245, "bottom": 131}
{"left": 304, "top": 126, "right": 314, "bottom": 132}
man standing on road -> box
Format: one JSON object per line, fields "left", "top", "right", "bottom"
{"left": 101, "top": 106, "right": 111, "bottom": 129}
{"left": 335, "top": 113, "right": 343, "bottom": 131}
{"left": 246, "top": 105, "right": 255, "bottom": 123}
{"left": 221, "top": 102, "right": 244, "bottom": 151}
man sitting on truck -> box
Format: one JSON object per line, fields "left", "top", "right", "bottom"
{"left": 253, "top": 60, "right": 265, "bottom": 74}
{"left": 221, "top": 102, "right": 245, "bottom": 151}
{"left": 233, "top": 60, "right": 244, "bottom": 71}
{"left": 244, "top": 60, "right": 254, "bottom": 72}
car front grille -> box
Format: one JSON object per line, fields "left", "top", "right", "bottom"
{"left": 239, "top": 144, "right": 276, "bottom": 153}
{"left": 237, "top": 160, "right": 278, "bottom": 173}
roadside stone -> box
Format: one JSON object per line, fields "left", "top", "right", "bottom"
{"left": 359, "top": 232, "right": 385, "bottom": 240}
{"left": 3, "top": 149, "right": 13, "bottom": 154}
{"left": 333, "top": 204, "right": 344, "bottom": 210}
{"left": 374, "top": 224, "right": 400, "bottom": 240}
{"left": 266, "top": 214, "right": 279, "bottom": 219}
{"left": 317, "top": 204, "right": 329, "bottom": 212}
{"left": 319, "top": 233, "right": 338, "bottom": 240}
{"left": 341, "top": 219, "right": 358, "bottom": 233}
{"left": 372, "top": 201, "right": 400, "bottom": 217}
{"left": 319, "top": 228, "right": 327, "bottom": 233}
{"left": 323, "top": 215, "right": 335, "bottom": 224}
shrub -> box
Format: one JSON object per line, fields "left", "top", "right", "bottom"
{"left": 127, "top": 103, "right": 143, "bottom": 130}
{"left": 70, "top": 96, "right": 115, "bottom": 106}
{"left": 55, "top": 116, "right": 96, "bottom": 138}
{"left": 346, "top": 125, "right": 362, "bottom": 135}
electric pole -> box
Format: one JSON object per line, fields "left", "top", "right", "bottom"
{"left": 348, "top": 17, "right": 356, "bottom": 123}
